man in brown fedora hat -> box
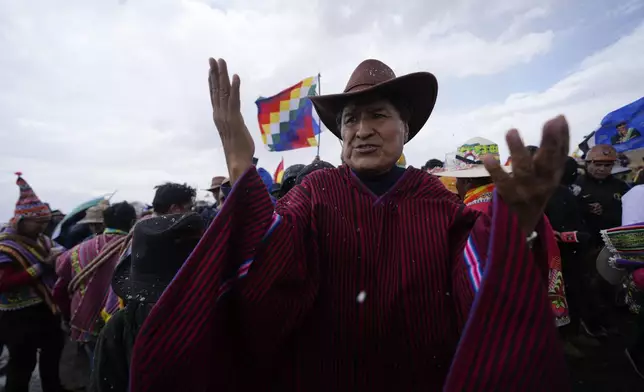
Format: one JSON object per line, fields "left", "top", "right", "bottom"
{"left": 75, "top": 203, "right": 109, "bottom": 237}
{"left": 207, "top": 176, "right": 227, "bottom": 206}
{"left": 131, "top": 58, "right": 571, "bottom": 391}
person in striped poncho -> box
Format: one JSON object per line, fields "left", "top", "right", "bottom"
{"left": 53, "top": 202, "right": 136, "bottom": 360}
{"left": 0, "top": 174, "right": 69, "bottom": 392}
{"left": 130, "top": 58, "right": 572, "bottom": 392}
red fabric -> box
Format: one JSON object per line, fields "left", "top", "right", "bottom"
{"left": 54, "top": 233, "right": 124, "bottom": 340}
{"left": 444, "top": 191, "right": 566, "bottom": 391}
{"left": 557, "top": 231, "right": 578, "bottom": 243}
{"left": 633, "top": 269, "right": 644, "bottom": 289}
{"left": 0, "top": 263, "right": 38, "bottom": 292}
{"left": 130, "top": 167, "right": 568, "bottom": 392}
{"left": 466, "top": 202, "right": 488, "bottom": 214}
{"left": 469, "top": 197, "right": 569, "bottom": 327}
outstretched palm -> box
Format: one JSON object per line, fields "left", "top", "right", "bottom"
{"left": 208, "top": 58, "right": 255, "bottom": 183}
{"left": 485, "top": 116, "right": 570, "bottom": 233}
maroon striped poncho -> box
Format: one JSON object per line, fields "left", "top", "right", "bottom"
{"left": 54, "top": 232, "right": 125, "bottom": 341}
{"left": 131, "top": 166, "right": 569, "bottom": 391}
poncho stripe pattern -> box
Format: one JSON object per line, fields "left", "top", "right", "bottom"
{"left": 131, "top": 167, "right": 568, "bottom": 392}
{"left": 464, "top": 237, "right": 483, "bottom": 291}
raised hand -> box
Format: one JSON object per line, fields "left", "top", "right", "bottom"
{"left": 485, "top": 115, "right": 570, "bottom": 233}
{"left": 208, "top": 58, "right": 255, "bottom": 184}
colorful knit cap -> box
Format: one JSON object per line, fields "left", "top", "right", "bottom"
{"left": 13, "top": 172, "right": 51, "bottom": 221}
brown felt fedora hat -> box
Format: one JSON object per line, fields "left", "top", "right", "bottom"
{"left": 309, "top": 59, "right": 438, "bottom": 143}
{"left": 206, "top": 176, "right": 227, "bottom": 192}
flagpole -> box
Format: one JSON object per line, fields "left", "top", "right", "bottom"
{"left": 316, "top": 72, "right": 322, "bottom": 160}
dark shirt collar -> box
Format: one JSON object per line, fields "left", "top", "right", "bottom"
{"left": 352, "top": 166, "right": 406, "bottom": 196}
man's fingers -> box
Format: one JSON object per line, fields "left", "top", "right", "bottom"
{"left": 506, "top": 129, "right": 532, "bottom": 176}
{"left": 534, "top": 115, "right": 570, "bottom": 178}
{"left": 218, "top": 58, "right": 231, "bottom": 104}
{"left": 230, "top": 74, "right": 241, "bottom": 112}
{"left": 209, "top": 58, "right": 220, "bottom": 109}
{"left": 484, "top": 154, "right": 512, "bottom": 186}
{"left": 208, "top": 72, "right": 215, "bottom": 108}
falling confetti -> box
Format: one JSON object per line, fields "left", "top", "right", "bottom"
{"left": 357, "top": 291, "right": 367, "bottom": 303}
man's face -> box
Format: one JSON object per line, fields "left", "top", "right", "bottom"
{"left": 587, "top": 161, "right": 613, "bottom": 180}
{"left": 210, "top": 188, "right": 220, "bottom": 203}
{"left": 168, "top": 200, "right": 194, "bottom": 214}
{"left": 18, "top": 218, "right": 50, "bottom": 238}
{"left": 340, "top": 99, "right": 407, "bottom": 176}
{"left": 617, "top": 124, "right": 627, "bottom": 136}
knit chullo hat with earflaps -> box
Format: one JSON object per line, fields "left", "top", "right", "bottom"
{"left": 12, "top": 172, "right": 51, "bottom": 223}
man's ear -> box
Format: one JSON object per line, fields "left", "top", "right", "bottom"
{"left": 403, "top": 123, "right": 410, "bottom": 143}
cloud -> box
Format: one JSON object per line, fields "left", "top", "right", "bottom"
{"left": 0, "top": 0, "right": 636, "bottom": 222}
{"left": 608, "top": 0, "right": 644, "bottom": 17}
{"left": 405, "top": 22, "right": 644, "bottom": 160}
{"left": 499, "top": 6, "right": 550, "bottom": 41}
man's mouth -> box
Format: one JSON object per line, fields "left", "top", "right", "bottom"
{"left": 354, "top": 144, "right": 379, "bottom": 153}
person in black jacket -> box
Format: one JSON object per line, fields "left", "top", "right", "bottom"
{"left": 279, "top": 164, "right": 305, "bottom": 198}
{"left": 574, "top": 145, "right": 631, "bottom": 336}
{"left": 544, "top": 157, "right": 598, "bottom": 348}
{"left": 90, "top": 213, "right": 205, "bottom": 392}
{"left": 526, "top": 150, "right": 595, "bottom": 353}
{"left": 574, "top": 145, "right": 630, "bottom": 246}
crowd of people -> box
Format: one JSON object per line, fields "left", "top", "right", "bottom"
{"left": 0, "top": 57, "right": 643, "bottom": 391}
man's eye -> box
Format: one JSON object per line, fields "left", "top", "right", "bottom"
{"left": 344, "top": 116, "right": 356, "bottom": 124}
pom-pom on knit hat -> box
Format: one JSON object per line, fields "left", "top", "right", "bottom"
{"left": 13, "top": 172, "right": 51, "bottom": 222}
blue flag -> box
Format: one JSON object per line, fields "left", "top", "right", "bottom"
{"left": 594, "top": 97, "right": 644, "bottom": 153}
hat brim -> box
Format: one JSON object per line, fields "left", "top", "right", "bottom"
{"left": 112, "top": 257, "right": 168, "bottom": 304}
{"left": 595, "top": 247, "right": 626, "bottom": 285}
{"left": 310, "top": 72, "right": 438, "bottom": 143}
{"left": 434, "top": 165, "right": 512, "bottom": 178}
{"left": 611, "top": 166, "right": 631, "bottom": 175}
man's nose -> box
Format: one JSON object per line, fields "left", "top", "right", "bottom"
{"left": 355, "top": 117, "right": 374, "bottom": 139}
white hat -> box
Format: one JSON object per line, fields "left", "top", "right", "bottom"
{"left": 595, "top": 246, "right": 627, "bottom": 285}
{"left": 611, "top": 165, "right": 631, "bottom": 175}
{"left": 77, "top": 204, "right": 108, "bottom": 225}
{"left": 434, "top": 137, "right": 512, "bottom": 178}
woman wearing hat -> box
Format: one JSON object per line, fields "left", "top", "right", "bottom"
{"left": 0, "top": 174, "right": 69, "bottom": 392}
{"left": 130, "top": 58, "right": 572, "bottom": 391}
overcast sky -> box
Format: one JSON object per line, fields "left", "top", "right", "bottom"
{"left": 1, "top": 0, "right": 643, "bottom": 222}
